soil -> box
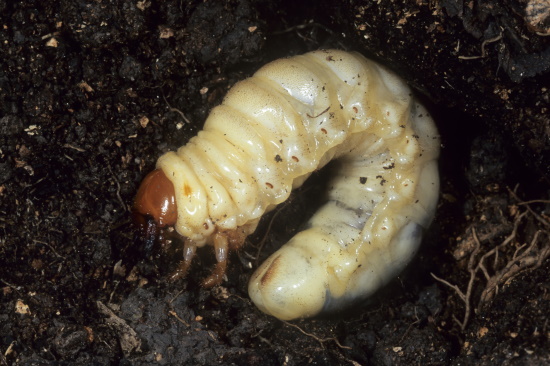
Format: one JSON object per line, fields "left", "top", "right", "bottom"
{"left": 0, "top": 0, "right": 548, "bottom": 365}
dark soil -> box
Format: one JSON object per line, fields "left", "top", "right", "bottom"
{"left": 1, "top": 0, "right": 548, "bottom": 365}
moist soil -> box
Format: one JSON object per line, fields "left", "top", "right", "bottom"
{"left": 1, "top": 0, "right": 549, "bottom": 365}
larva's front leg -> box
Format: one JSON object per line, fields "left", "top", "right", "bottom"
{"left": 133, "top": 49, "right": 440, "bottom": 320}
{"left": 201, "top": 227, "right": 249, "bottom": 287}
{"left": 200, "top": 232, "right": 228, "bottom": 287}
{"left": 167, "top": 238, "right": 197, "bottom": 282}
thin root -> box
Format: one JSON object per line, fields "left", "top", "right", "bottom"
{"left": 283, "top": 321, "right": 352, "bottom": 350}
{"left": 432, "top": 190, "right": 549, "bottom": 331}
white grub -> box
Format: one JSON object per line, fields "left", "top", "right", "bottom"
{"left": 157, "top": 50, "right": 440, "bottom": 320}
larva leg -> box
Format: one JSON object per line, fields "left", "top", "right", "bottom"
{"left": 201, "top": 232, "right": 229, "bottom": 288}
{"left": 201, "top": 228, "right": 249, "bottom": 287}
{"left": 168, "top": 238, "right": 197, "bottom": 282}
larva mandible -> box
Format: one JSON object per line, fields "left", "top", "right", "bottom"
{"left": 133, "top": 49, "right": 440, "bottom": 320}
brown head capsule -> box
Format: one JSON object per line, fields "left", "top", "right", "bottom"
{"left": 132, "top": 169, "right": 178, "bottom": 256}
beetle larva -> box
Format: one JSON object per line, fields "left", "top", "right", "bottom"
{"left": 133, "top": 49, "right": 440, "bottom": 320}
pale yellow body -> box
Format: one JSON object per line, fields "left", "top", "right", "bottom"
{"left": 157, "top": 50, "right": 440, "bottom": 320}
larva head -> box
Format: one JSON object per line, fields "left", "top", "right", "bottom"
{"left": 132, "top": 169, "right": 178, "bottom": 256}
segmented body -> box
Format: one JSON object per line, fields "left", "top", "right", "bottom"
{"left": 151, "top": 49, "right": 440, "bottom": 320}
